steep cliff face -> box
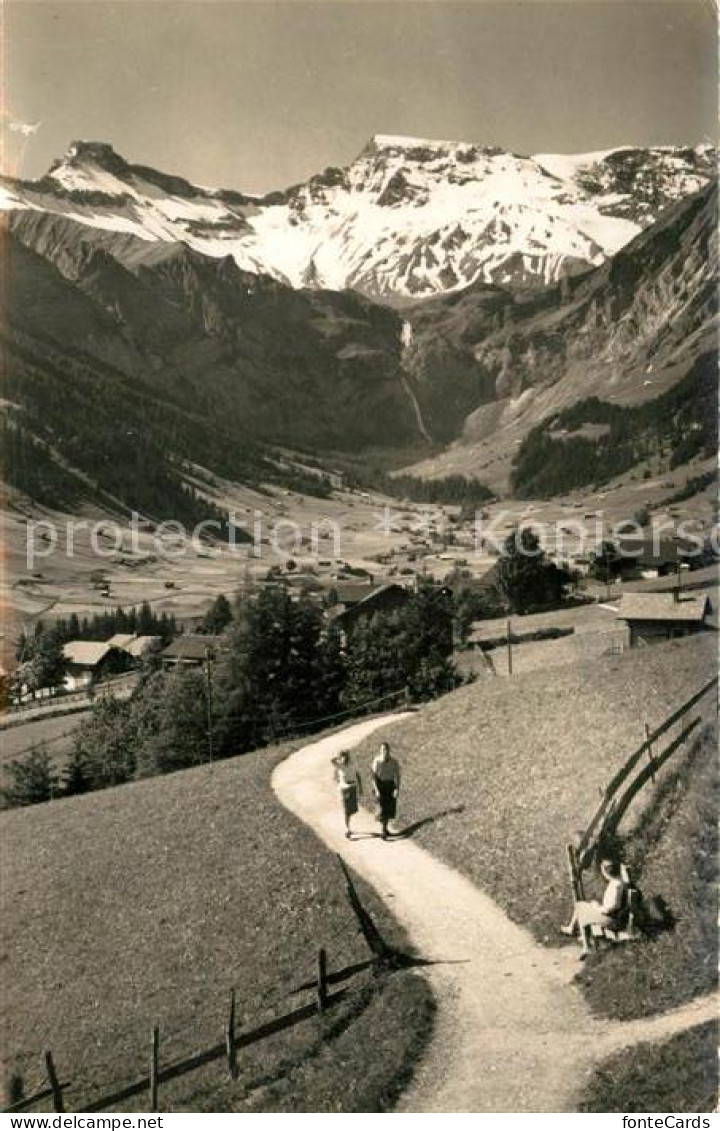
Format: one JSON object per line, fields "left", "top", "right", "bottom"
{"left": 5, "top": 209, "right": 422, "bottom": 453}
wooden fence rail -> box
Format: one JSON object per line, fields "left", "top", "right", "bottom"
{"left": 603, "top": 717, "right": 702, "bottom": 841}
{"left": 4, "top": 1081, "right": 71, "bottom": 1115}
{"left": 576, "top": 675, "right": 717, "bottom": 867}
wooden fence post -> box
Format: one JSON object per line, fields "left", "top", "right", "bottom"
{"left": 7, "top": 1071, "right": 25, "bottom": 1108}
{"left": 506, "top": 618, "right": 513, "bottom": 676}
{"left": 44, "top": 1051, "right": 64, "bottom": 1114}
{"left": 565, "top": 843, "right": 584, "bottom": 901}
{"left": 644, "top": 723, "right": 656, "bottom": 782}
{"left": 565, "top": 843, "right": 594, "bottom": 951}
{"left": 316, "top": 948, "right": 329, "bottom": 1013}
{"left": 226, "top": 989, "right": 238, "bottom": 1080}
{"left": 149, "top": 1026, "right": 159, "bottom": 1112}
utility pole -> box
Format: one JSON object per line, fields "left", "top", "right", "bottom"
{"left": 204, "top": 645, "right": 214, "bottom": 764}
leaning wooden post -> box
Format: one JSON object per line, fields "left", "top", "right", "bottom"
{"left": 316, "top": 948, "right": 329, "bottom": 1013}
{"left": 149, "top": 1026, "right": 159, "bottom": 1112}
{"left": 44, "top": 1051, "right": 64, "bottom": 1114}
{"left": 644, "top": 723, "right": 656, "bottom": 782}
{"left": 506, "top": 618, "right": 513, "bottom": 676}
{"left": 226, "top": 989, "right": 238, "bottom": 1080}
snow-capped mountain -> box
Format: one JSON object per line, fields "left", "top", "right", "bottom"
{"left": 1, "top": 135, "right": 715, "bottom": 297}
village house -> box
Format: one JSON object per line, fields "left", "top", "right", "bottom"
{"left": 328, "top": 582, "right": 411, "bottom": 633}
{"left": 62, "top": 641, "right": 131, "bottom": 691}
{"left": 616, "top": 591, "right": 713, "bottom": 648}
{"left": 614, "top": 536, "right": 701, "bottom": 580}
{"left": 160, "top": 635, "right": 222, "bottom": 670}
{"left": 107, "top": 633, "right": 163, "bottom": 661}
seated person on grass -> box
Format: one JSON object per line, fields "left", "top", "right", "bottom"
{"left": 561, "top": 858, "right": 628, "bottom": 951}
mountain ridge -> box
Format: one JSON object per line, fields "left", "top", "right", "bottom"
{"left": 1, "top": 136, "right": 716, "bottom": 507}
{"left": 2, "top": 134, "right": 714, "bottom": 298}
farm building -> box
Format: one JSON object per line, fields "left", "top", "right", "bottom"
{"left": 444, "top": 561, "right": 502, "bottom": 595}
{"left": 333, "top": 581, "right": 378, "bottom": 605}
{"left": 107, "top": 633, "right": 136, "bottom": 651}
{"left": 62, "top": 641, "right": 131, "bottom": 691}
{"left": 328, "top": 583, "right": 411, "bottom": 632}
{"left": 107, "top": 633, "right": 162, "bottom": 661}
{"left": 616, "top": 592, "right": 712, "bottom": 647}
{"left": 614, "top": 536, "right": 702, "bottom": 580}
{"left": 161, "top": 635, "right": 221, "bottom": 670}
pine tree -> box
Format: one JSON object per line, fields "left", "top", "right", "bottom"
{"left": 496, "top": 528, "right": 559, "bottom": 614}
{"left": 1, "top": 746, "right": 57, "bottom": 807}
{"left": 21, "top": 630, "right": 67, "bottom": 693}
{"left": 202, "top": 593, "right": 233, "bottom": 634}
{"left": 133, "top": 671, "right": 208, "bottom": 776}
{"left": 71, "top": 699, "right": 136, "bottom": 790}
{"left": 138, "top": 601, "right": 155, "bottom": 635}
{"left": 62, "top": 746, "right": 92, "bottom": 797}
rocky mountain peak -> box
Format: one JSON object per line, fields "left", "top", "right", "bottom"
{"left": 2, "top": 134, "right": 716, "bottom": 298}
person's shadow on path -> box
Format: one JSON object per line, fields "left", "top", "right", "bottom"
{"left": 394, "top": 805, "right": 465, "bottom": 838}
{"left": 350, "top": 805, "right": 465, "bottom": 841}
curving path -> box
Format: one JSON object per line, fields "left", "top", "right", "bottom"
{"left": 272, "top": 714, "right": 717, "bottom": 1113}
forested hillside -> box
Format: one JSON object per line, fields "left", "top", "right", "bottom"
{"left": 510, "top": 353, "right": 717, "bottom": 497}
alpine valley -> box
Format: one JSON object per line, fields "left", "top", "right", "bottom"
{"left": 1, "top": 133, "right": 717, "bottom": 511}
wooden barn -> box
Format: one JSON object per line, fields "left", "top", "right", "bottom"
{"left": 62, "top": 641, "right": 131, "bottom": 691}
{"left": 328, "top": 583, "right": 411, "bottom": 633}
{"left": 616, "top": 592, "right": 712, "bottom": 648}
{"left": 160, "top": 635, "right": 221, "bottom": 670}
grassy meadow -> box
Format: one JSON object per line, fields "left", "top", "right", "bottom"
{"left": 1, "top": 737, "right": 433, "bottom": 1113}
{"left": 579, "top": 1021, "right": 718, "bottom": 1112}
{"left": 353, "top": 634, "right": 717, "bottom": 1011}
{"left": 576, "top": 722, "right": 717, "bottom": 1019}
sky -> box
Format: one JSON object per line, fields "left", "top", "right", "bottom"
{"left": 3, "top": 0, "right": 717, "bottom": 194}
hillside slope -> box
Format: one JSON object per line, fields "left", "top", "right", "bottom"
{"left": 275, "top": 677, "right": 718, "bottom": 1112}
{"left": 579, "top": 1022, "right": 717, "bottom": 1112}
{"left": 0, "top": 737, "right": 432, "bottom": 1112}
{"left": 353, "top": 633, "right": 716, "bottom": 983}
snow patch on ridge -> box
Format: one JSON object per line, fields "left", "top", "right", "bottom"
{"left": 2, "top": 136, "right": 715, "bottom": 298}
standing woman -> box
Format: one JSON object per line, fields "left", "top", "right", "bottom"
{"left": 372, "top": 741, "right": 402, "bottom": 840}
{"left": 332, "top": 750, "right": 363, "bottom": 839}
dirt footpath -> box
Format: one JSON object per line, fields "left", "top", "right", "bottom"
{"left": 272, "top": 715, "right": 717, "bottom": 1112}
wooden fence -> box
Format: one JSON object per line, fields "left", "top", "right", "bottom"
{"left": 3, "top": 858, "right": 400, "bottom": 1115}
{"left": 567, "top": 675, "right": 717, "bottom": 891}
